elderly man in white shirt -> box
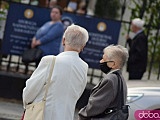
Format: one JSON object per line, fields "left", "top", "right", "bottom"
{"left": 23, "top": 24, "right": 89, "bottom": 120}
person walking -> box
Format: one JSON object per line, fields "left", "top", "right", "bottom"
{"left": 126, "top": 18, "right": 148, "bottom": 80}
{"left": 23, "top": 24, "right": 89, "bottom": 120}
{"left": 78, "top": 45, "right": 129, "bottom": 120}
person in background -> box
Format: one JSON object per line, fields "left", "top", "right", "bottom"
{"left": 64, "top": 0, "right": 78, "bottom": 12}
{"left": 126, "top": 18, "right": 148, "bottom": 80}
{"left": 78, "top": 45, "right": 128, "bottom": 119}
{"left": 31, "top": 5, "right": 64, "bottom": 66}
{"left": 46, "top": 0, "right": 57, "bottom": 8}
{"left": 30, "top": 0, "right": 39, "bottom": 5}
{"left": 76, "top": 1, "right": 87, "bottom": 14}
{"left": 23, "top": 24, "right": 89, "bottom": 120}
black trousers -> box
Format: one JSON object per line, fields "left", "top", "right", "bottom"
{"left": 129, "top": 71, "right": 144, "bottom": 80}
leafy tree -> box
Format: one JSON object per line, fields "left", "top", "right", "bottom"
{"left": 94, "top": 0, "right": 121, "bottom": 19}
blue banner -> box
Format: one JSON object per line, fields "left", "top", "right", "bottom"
{"left": 1, "top": 3, "right": 121, "bottom": 69}
{"left": 62, "top": 13, "right": 121, "bottom": 68}
{"left": 1, "top": 3, "right": 50, "bottom": 55}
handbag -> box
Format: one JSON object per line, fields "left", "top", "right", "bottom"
{"left": 92, "top": 72, "right": 129, "bottom": 120}
{"left": 23, "top": 56, "right": 56, "bottom": 120}
{"left": 22, "top": 48, "right": 43, "bottom": 63}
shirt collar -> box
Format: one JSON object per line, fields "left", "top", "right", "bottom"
{"left": 135, "top": 29, "right": 143, "bottom": 36}
{"left": 107, "top": 69, "right": 120, "bottom": 74}
{"left": 58, "top": 51, "right": 79, "bottom": 56}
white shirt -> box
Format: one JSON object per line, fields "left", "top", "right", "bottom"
{"left": 134, "top": 29, "right": 143, "bottom": 37}
{"left": 23, "top": 51, "right": 88, "bottom": 120}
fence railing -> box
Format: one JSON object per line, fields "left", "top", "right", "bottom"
{"left": 0, "top": 53, "right": 104, "bottom": 84}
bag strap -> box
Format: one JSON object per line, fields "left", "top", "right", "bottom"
{"left": 114, "top": 72, "right": 125, "bottom": 109}
{"left": 43, "top": 56, "right": 56, "bottom": 101}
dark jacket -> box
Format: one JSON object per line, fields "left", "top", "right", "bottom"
{"left": 78, "top": 70, "right": 127, "bottom": 120}
{"left": 127, "top": 31, "right": 148, "bottom": 73}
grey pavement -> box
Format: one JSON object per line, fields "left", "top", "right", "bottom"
{"left": 0, "top": 71, "right": 160, "bottom": 120}
{"left": 0, "top": 99, "right": 23, "bottom": 120}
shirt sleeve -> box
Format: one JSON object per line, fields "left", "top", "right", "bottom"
{"left": 134, "top": 35, "right": 147, "bottom": 57}
{"left": 39, "top": 23, "right": 63, "bottom": 44}
{"left": 22, "top": 56, "right": 51, "bottom": 107}
{"left": 78, "top": 78, "right": 115, "bottom": 118}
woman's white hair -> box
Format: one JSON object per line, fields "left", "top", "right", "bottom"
{"left": 104, "top": 44, "right": 129, "bottom": 68}
{"left": 63, "top": 24, "right": 89, "bottom": 51}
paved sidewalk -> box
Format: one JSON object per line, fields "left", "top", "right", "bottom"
{"left": 0, "top": 99, "right": 23, "bottom": 120}
{"left": 0, "top": 68, "right": 159, "bottom": 120}
{"left": 0, "top": 78, "right": 160, "bottom": 120}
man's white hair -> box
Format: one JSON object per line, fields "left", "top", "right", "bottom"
{"left": 104, "top": 45, "right": 129, "bottom": 68}
{"left": 63, "top": 24, "right": 89, "bottom": 51}
{"left": 132, "top": 18, "right": 145, "bottom": 29}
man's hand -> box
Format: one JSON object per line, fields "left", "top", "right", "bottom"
{"left": 125, "top": 35, "right": 130, "bottom": 40}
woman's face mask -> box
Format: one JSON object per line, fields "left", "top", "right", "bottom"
{"left": 99, "top": 61, "right": 113, "bottom": 74}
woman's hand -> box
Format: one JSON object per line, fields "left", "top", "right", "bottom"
{"left": 31, "top": 38, "right": 41, "bottom": 48}
{"left": 31, "top": 38, "right": 36, "bottom": 48}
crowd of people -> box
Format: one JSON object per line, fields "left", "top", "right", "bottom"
{"left": 28, "top": 0, "right": 88, "bottom": 15}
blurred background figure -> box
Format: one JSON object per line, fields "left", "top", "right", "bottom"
{"left": 126, "top": 18, "right": 148, "bottom": 80}
{"left": 30, "top": 0, "right": 39, "bottom": 6}
{"left": 64, "top": 0, "right": 78, "bottom": 12}
{"left": 31, "top": 5, "right": 64, "bottom": 66}
{"left": 46, "top": 0, "right": 57, "bottom": 8}
{"left": 76, "top": 1, "right": 87, "bottom": 14}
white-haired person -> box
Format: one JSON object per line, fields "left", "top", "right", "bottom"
{"left": 23, "top": 24, "right": 89, "bottom": 120}
{"left": 78, "top": 45, "right": 129, "bottom": 120}
{"left": 126, "top": 18, "right": 148, "bottom": 80}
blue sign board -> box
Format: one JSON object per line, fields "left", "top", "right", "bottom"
{"left": 1, "top": 3, "right": 121, "bottom": 69}
{"left": 62, "top": 13, "right": 121, "bottom": 68}
{"left": 1, "top": 3, "right": 50, "bottom": 55}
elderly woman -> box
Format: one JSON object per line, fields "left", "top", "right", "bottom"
{"left": 78, "top": 45, "right": 129, "bottom": 120}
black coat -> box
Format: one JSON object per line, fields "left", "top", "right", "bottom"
{"left": 127, "top": 31, "right": 148, "bottom": 73}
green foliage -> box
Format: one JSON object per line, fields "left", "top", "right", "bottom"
{"left": 129, "top": 0, "right": 160, "bottom": 70}
{"left": 0, "top": 11, "right": 6, "bottom": 21}
{"left": 11, "top": 0, "right": 21, "bottom": 2}
{"left": 0, "top": 1, "right": 9, "bottom": 20}
{"left": 0, "top": 1, "right": 9, "bottom": 29}
{"left": 94, "top": 0, "right": 121, "bottom": 19}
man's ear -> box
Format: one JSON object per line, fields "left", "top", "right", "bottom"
{"left": 81, "top": 47, "right": 84, "bottom": 52}
{"left": 80, "top": 45, "right": 85, "bottom": 52}
{"left": 62, "top": 38, "right": 65, "bottom": 46}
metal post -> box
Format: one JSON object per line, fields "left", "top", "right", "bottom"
{"left": 7, "top": 55, "right": 11, "bottom": 71}
{"left": 90, "top": 69, "right": 94, "bottom": 84}
{"left": 16, "top": 56, "right": 21, "bottom": 72}
{"left": 120, "top": 0, "right": 126, "bottom": 21}
{"left": 157, "top": 63, "right": 160, "bottom": 80}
